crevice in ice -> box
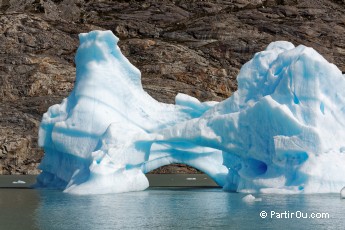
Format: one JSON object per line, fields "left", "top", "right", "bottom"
{"left": 240, "top": 158, "right": 268, "bottom": 178}
{"left": 293, "top": 92, "right": 300, "bottom": 104}
{"left": 320, "top": 102, "right": 325, "bottom": 114}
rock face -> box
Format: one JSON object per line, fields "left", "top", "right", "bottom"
{"left": 1, "top": 0, "right": 345, "bottom": 174}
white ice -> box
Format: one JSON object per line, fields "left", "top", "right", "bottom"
{"left": 12, "top": 180, "right": 26, "bottom": 184}
{"left": 37, "top": 30, "right": 345, "bottom": 195}
{"left": 242, "top": 194, "right": 262, "bottom": 202}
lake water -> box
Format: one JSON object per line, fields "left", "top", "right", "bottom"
{"left": 1, "top": 187, "right": 345, "bottom": 230}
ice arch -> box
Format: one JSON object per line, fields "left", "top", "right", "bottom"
{"left": 37, "top": 30, "right": 345, "bottom": 195}
{"left": 141, "top": 142, "right": 227, "bottom": 186}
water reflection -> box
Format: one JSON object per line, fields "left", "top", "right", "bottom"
{"left": 1, "top": 188, "right": 345, "bottom": 229}
{"left": 35, "top": 188, "right": 233, "bottom": 229}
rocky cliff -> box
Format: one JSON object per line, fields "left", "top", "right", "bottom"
{"left": 1, "top": 0, "right": 345, "bottom": 174}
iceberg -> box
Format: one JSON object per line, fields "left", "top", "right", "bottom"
{"left": 37, "top": 30, "right": 345, "bottom": 195}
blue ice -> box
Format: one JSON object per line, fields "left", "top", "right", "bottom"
{"left": 37, "top": 31, "right": 345, "bottom": 194}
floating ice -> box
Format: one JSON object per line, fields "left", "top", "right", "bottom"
{"left": 186, "top": 178, "right": 197, "bottom": 181}
{"left": 12, "top": 180, "right": 26, "bottom": 184}
{"left": 242, "top": 194, "right": 262, "bottom": 202}
{"left": 37, "top": 30, "right": 345, "bottom": 195}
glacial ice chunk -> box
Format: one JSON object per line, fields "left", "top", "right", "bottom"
{"left": 37, "top": 30, "right": 345, "bottom": 195}
{"left": 242, "top": 194, "right": 262, "bottom": 202}
{"left": 12, "top": 180, "right": 26, "bottom": 184}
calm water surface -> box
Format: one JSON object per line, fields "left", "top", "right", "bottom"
{"left": 0, "top": 188, "right": 344, "bottom": 230}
